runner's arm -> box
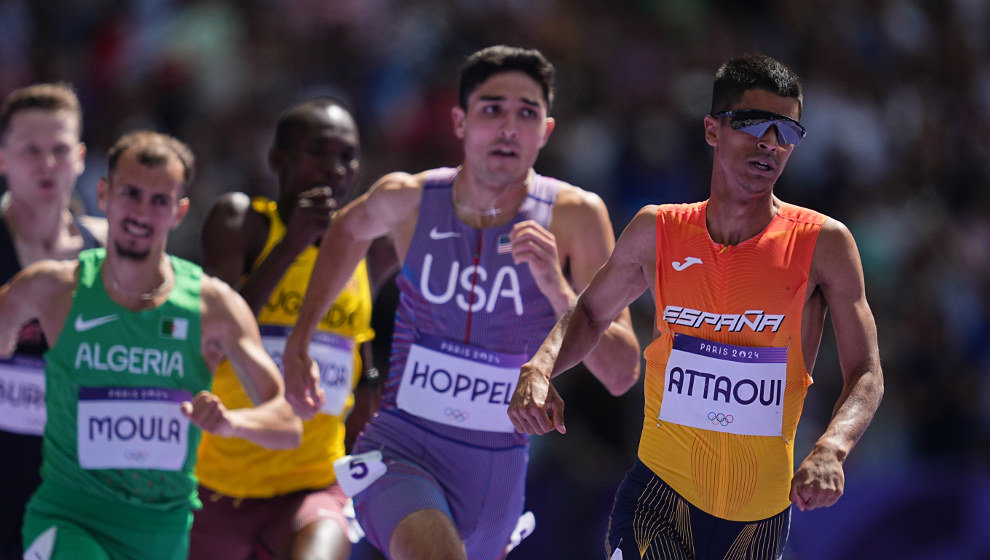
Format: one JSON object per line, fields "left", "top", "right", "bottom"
{"left": 200, "top": 192, "right": 277, "bottom": 314}
{"left": 0, "top": 260, "right": 74, "bottom": 356}
{"left": 345, "top": 340, "right": 380, "bottom": 453}
{"left": 509, "top": 207, "right": 654, "bottom": 434}
{"left": 790, "top": 219, "right": 884, "bottom": 511}
{"left": 0, "top": 267, "right": 43, "bottom": 357}
{"left": 283, "top": 173, "right": 419, "bottom": 417}
{"left": 509, "top": 188, "right": 641, "bottom": 395}
{"left": 198, "top": 276, "right": 302, "bottom": 448}
{"left": 559, "top": 190, "right": 641, "bottom": 395}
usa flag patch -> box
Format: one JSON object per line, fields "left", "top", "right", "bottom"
{"left": 497, "top": 234, "right": 512, "bottom": 254}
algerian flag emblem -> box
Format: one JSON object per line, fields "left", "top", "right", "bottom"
{"left": 159, "top": 317, "right": 188, "bottom": 340}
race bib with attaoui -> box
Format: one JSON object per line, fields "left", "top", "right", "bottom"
{"left": 77, "top": 386, "right": 192, "bottom": 470}
{"left": 260, "top": 325, "right": 355, "bottom": 416}
{"left": 396, "top": 333, "right": 528, "bottom": 433}
{"left": 658, "top": 333, "right": 786, "bottom": 437}
{"left": 0, "top": 355, "right": 46, "bottom": 436}
{"left": 332, "top": 449, "right": 386, "bottom": 497}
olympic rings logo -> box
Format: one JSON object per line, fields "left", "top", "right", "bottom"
{"left": 444, "top": 408, "right": 470, "bottom": 423}
{"left": 124, "top": 450, "right": 149, "bottom": 462}
{"left": 708, "top": 412, "right": 734, "bottom": 427}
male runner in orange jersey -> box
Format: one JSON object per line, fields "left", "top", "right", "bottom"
{"left": 508, "top": 54, "right": 884, "bottom": 560}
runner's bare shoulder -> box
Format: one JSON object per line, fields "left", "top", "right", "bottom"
{"left": 15, "top": 259, "right": 79, "bottom": 294}
{"left": 363, "top": 171, "right": 426, "bottom": 233}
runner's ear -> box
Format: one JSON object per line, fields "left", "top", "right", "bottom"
{"left": 172, "top": 197, "right": 190, "bottom": 229}
{"left": 451, "top": 106, "right": 467, "bottom": 140}
{"left": 538, "top": 117, "right": 555, "bottom": 149}
{"left": 97, "top": 177, "right": 110, "bottom": 213}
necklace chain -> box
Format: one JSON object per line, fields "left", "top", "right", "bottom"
{"left": 453, "top": 199, "right": 502, "bottom": 218}
{"left": 451, "top": 166, "right": 533, "bottom": 218}
{"left": 105, "top": 261, "right": 172, "bottom": 301}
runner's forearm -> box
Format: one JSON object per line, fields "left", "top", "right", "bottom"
{"left": 286, "top": 224, "right": 369, "bottom": 354}
{"left": 226, "top": 400, "right": 302, "bottom": 449}
{"left": 539, "top": 299, "right": 640, "bottom": 396}
{"left": 814, "top": 367, "right": 884, "bottom": 461}
{"left": 580, "top": 310, "right": 640, "bottom": 395}
{"left": 236, "top": 238, "right": 306, "bottom": 316}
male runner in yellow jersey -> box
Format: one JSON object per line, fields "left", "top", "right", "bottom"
{"left": 0, "top": 130, "right": 302, "bottom": 560}
{"left": 509, "top": 54, "right": 884, "bottom": 560}
{"left": 192, "top": 97, "right": 393, "bottom": 560}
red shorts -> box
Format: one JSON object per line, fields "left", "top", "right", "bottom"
{"left": 189, "top": 484, "right": 348, "bottom": 560}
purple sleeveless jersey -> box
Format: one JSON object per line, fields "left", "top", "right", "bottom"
{"left": 352, "top": 168, "right": 564, "bottom": 557}
{"left": 380, "top": 167, "right": 560, "bottom": 448}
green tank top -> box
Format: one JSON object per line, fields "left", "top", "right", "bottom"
{"left": 42, "top": 248, "right": 212, "bottom": 512}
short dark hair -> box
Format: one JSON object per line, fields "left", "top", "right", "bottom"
{"left": 711, "top": 54, "right": 803, "bottom": 116}
{"left": 0, "top": 82, "right": 82, "bottom": 140}
{"left": 273, "top": 96, "right": 355, "bottom": 151}
{"left": 458, "top": 45, "right": 555, "bottom": 112}
{"left": 107, "top": 130, "right": 196, "bottom": 189}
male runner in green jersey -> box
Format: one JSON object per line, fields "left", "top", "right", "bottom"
{"left": 0, "top": 130, "right": 302, "bottom": 560}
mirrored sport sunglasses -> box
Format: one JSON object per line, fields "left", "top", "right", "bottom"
{"left": 711, "top": 109, "right": 807, "bottom": 146}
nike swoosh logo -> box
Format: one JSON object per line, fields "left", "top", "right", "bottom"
{"left": 74, "top": 314, "right": 119, "bottom": 332}
{"left": 429, "top": 227, "right": 462, "bottom": 240}
{"left": 671, "top": 257, "right": 702, "bottom": 271}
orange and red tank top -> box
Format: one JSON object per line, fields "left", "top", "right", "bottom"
{"left": 639, "top": 200, "right": 826, "bottom": 521}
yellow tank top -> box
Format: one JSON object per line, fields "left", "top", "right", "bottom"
{"left": 639, "top": 201, "right": 824, "bottom": 521}
{"left": 196, "top": 197, "right": 374, "bottom": 497}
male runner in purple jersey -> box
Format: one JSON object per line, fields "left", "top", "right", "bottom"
{"left": 283, "top": 45, "right": 641, "bottom": 559}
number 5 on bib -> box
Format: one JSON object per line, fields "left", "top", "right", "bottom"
{"left": 333, "top": 450, "right": 387, "bottom": 497}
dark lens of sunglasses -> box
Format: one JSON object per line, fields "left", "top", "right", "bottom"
{"left": 735, "top": 120, "right": 804, "bottom": 146}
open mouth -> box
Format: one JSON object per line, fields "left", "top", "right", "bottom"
{"left": 298, "top": 185, "right": 342, "bottom": 210}
{"left": 491, "top": 144, "right": 519, "bottom": 158}
{"left": 122, "top": 219, "right": 152, "bottom": 238}
{"left": 749, "top": 159, "right": 775, "bottom": 173}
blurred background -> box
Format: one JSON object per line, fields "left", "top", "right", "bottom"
{"left": 2, "top": 0, "right": 988, "bottom": 558}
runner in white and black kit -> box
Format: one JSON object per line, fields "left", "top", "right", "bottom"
{"left": 0, "top": 83, "right": 106, "bottom": 560}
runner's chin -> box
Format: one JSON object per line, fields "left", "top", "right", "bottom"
{"left": 114, "top": 243, "right": 150, "bottom": 262}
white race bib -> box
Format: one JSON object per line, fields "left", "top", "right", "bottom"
{"left": 77, "top": 387, "right": 191, "bottom": 470}
{"left": 0, "top": 355, "right": 46, "bottom": 436}
{"left": 260, "top": 325, "right": 355, "bottom": 416}
{"left": 505, "top": 511, "right": 536, "bottom": 554}
{"left": 24, "top": 526, "right": 57, "bottom": 560}
{"left": 396, "top": 334, "right": 527, "bottom": 433}
{"left": 332, "top": 450, "right": 386, "bottom": 497}
{"left": 658, "top": 334, "right": 786, "bottom": 437}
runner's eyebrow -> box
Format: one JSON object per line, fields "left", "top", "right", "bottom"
{"left": 477, "top": 95, "right": 540, "bottom": 108}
